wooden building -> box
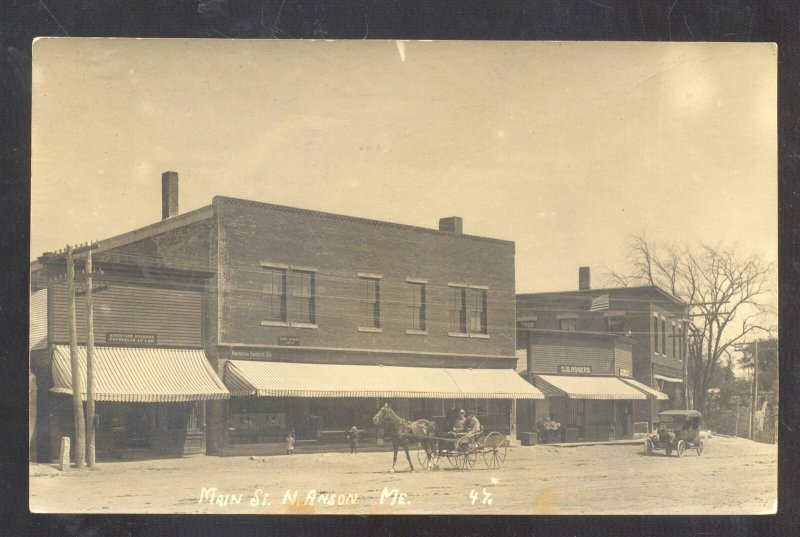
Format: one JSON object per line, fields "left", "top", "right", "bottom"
{"left": 30, "top": 172, "right": 542, "bottom": 461}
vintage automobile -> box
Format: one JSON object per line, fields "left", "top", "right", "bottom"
{"left": 645, "top": 410, "right": 704, "bottom": 457}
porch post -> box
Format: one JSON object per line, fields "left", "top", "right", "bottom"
{"left": 508, "top": 398, "right": 517, "bottom": 446}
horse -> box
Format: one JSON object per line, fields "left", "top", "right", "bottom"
{"left": 372, "top": 403, "right": 438, "bottom": 473}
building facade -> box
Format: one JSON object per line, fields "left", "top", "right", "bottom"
{"left": 516, "top": 267, "right": 688, "bottom": 432}
{"left": 30, "top": 172, "right": 541, "bottom": 461}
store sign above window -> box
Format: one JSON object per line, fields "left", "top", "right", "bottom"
{"left": 278, "top": 336, "right": 300, "bottom": 346}
{"left": 106, "top": 332, "right": 157, "bottom": 345}
{"left": 558, "top": 365, "right": 592, "bottom": 375}
{"left": 230, "top": 349, "right": 272, "bottom": 359}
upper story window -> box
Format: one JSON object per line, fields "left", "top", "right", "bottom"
{"left": 653, "top": 314, "right": 660, "bottom": 353}
{"left": 358, "top": 275, "right": 381, "bottom": 329}
{"left": 469, "top": 288, "right": 488, "bottom": 335}
{"left": 661, "top": 317, "right": 667, "bottom": 355}
{"left": 291, "top": 270, "right": 315, "bottom": 324}
{"left": 407, "top": 281, "right": 426, "bottom": 331}
{"left": 262, "top": 267, "right": 287, "bottom": 322}
{"left": 449, "top": 286, "right": 468, "bottom": 333}
{"left": 559, "top": 317, "right": 577, "bottom": 331}
{"left": 449, "top": 284, "right": 488, "bottom": 336}
{"left": 672, "top": 323, "right": 677, "bottom": 358}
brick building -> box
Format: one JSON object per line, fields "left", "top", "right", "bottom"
{"left": 30, "top": 172, "right": 541, "bottom": 461}
{"left": 516, "top": 267, "right": 688, "bottom": 436}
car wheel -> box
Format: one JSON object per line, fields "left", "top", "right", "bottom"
{"left": 677, "top": 440, "right": 685, "bottom": 458}
{"left": 697, "top": 439, "right": 704, "bottom": 456}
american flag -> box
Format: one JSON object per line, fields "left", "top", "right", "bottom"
{"left": 589, "top": 294, "right": 609, "bottom": 311}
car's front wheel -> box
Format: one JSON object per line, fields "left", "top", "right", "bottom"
{"left": 644, "top": 438, "right": 653, "bottom": 455}
{"left": 676, "top": 440, "right": 685, "bottom": 458}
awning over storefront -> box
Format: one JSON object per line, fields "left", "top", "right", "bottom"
{"left": 654, "top": 373, "right": 683, "bottom": 383}
{"left": 619, "top": 377, "right": 669, "bottom": 400}
{"left": 224, "top": 360, "right": 545, "bottom": 399}
{"left": 51, "top": 345, "right": 230, "bottom": 402}
{"left": 534, "top": 375, "right": 648, "bottom": 400}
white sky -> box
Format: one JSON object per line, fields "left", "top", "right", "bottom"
{"left": 32, "top": 39, "right": 777, "bottom": 295}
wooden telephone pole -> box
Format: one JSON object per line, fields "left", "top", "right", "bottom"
{"left": 85, "top": 249, "right": 96, "bottom": 468}
{"left": 66, "top": 245, "right": 86, "bottom": 469}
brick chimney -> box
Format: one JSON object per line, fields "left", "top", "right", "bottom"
{"left": 162, "top": 171, "right": 179, "bottom": 220}
{"left": 439, "top": 216, "right": 463, "bottom": 234}
{"left": 579, "top": 266, "right": 591, "bottom": 291}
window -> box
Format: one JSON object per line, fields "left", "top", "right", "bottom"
{"left": 291, "top": 271, "right": 315, "bottom": 324}
{"left": 661, "top": 318, "right": 666, "bottom": 355}
{"left": 468, "top": 288, "right": 488, "bottom": 334}
{"left": 516, "top": 319, "right": 536, "bottom": 349}
{"left": 653, "top": 315, "right": 660, "bottom": 353}
{"left": 559, "top": 317, "right": 577, "bottom": 331}
{"left": 449, "top": 285, "right": 488, "bottom": 336}
{"left": 263, "top": 268, "right": 287, "bottom": 321}
{"left": 672, "top": 324, "right": 677, "bottom": 358}
{"left": 606, "top": 314, "right": 624, "bottom": 333}
{"left": 359, "top": 277, "right": 380, "bottom": 328}
{"left": 449, "top": 287, "right": 467, "bottom": 333}
{"left": 407, "top": 282, "right": 426, "bottom": 331}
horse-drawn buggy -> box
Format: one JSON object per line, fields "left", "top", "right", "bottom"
{"left": 372, "top": 403, "right": 507, "bottom": 472}
{"left": 644, "top": 409, "right": 704, "bottom": 457}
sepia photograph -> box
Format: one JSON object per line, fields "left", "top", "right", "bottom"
{"left": 28, "top": 39, "right": 777, "bottom": 515}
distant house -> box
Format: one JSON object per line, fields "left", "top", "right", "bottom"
{"left": 516, "top": 267, "right": 688, "bottom": 436}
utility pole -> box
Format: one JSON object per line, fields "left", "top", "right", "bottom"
{"left": 66, "top": 245, "right": 86, "bottom": 469}
{"left": 750, "top": 339, "right": 759, "bottom": 441}
{"left": 85, "top": 248, "right": 96, "bottom": 468}
{"left": 734, "top": 395, "right": 740, "bottom": 437}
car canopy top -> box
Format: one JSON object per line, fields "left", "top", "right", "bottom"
{"left": 658, "top": 409, "right": 702, "bottom": 420}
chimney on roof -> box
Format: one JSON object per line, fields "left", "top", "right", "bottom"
{"left": 162, "top": 171, "right": 179, "bottom": 220}
{"left": 439, "top": 216, "right": 463, "bottom": 234}
{"left": 579, "top": 266, "right": 591, "bottom": 291}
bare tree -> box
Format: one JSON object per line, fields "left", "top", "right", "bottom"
{"left": 607, "top": 236, "right": 775, "bottom": 414}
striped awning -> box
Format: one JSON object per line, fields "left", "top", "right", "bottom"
{"left": 619, "top": 377, "right": 669, "bottom": 400}
{"left": 51, "top": 345, "right": 229, "bottom": 402}
{"left": 224, "top": 360, "right": 544, "bottom": 399}
{"left": 534, "top": 375, "right": 647, "bottom": 400}
{"left": 654, "top": 373, "right": 683, "bottom": 384}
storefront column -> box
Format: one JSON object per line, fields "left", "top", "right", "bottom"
{"left": 508, "top": 398, "right": 517, "bottom": 446}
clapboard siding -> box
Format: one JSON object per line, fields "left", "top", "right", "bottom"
{"left": 614, "top": 344, "right": 633, "bottom": 375}
{"left": 50, "top": 275, "right": 203, "bottom": 347}
{"left": 531, "top": 333, "right": 615, "bottom": 375}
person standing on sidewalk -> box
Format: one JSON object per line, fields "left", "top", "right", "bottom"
{"left": 348, "top": 426, "right": 360, "bottom": 454}
{"left": 285, "top": 430, "right": 295, "bottom": 455}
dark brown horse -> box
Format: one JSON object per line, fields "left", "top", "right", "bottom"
{"left": 372, "top": 403, "right": 438, "bottom": 472}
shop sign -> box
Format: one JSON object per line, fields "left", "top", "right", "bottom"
{"left": 106, "top": 332, "right": 157, "bottom": 345}
{"left": 619, "top": 368, "right": 631, "bottom": 377}
{"left": 558, "top": 365, "right": 592, "bottom": 375}
{"left": 230, "top": 349, "right": 272, "bottom": 359}
{"left": 278, "top": 336, "right": 300, "bottom": 346}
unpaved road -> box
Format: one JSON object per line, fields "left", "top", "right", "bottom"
{"left": 30, "top": 435, "right": 776, "bottom": 515}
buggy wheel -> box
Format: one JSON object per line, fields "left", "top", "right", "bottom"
{"left": 644, "top": 438, "right": 653, "bottom": 455}
{"left": 676, "top": 440, "right": 685, "bottom": 458}
{"left": 482, "top": 432, "right": 507, "bottom": 469}
{"left": 416, "top": 443, "right": 438, "bottom": 469}
{"left": 697, "top": 439, "right": 704, "bottom": 456}
{"left": 456, "top": 436, "right": 477, "bottom": 470}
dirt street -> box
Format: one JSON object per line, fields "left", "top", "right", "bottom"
{"left": 29, "top": 435, "right": 776, "bottom": 515}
